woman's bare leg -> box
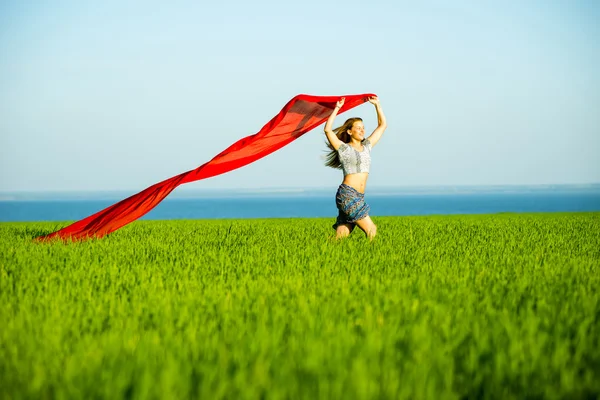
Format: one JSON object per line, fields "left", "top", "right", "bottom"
{"left": 355, "top": 216, "right": 377, "bottom": 240}
{"left": 335, "top": 223, "right": 354, "bottom": 239}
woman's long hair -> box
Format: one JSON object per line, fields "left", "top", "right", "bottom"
{"left": 324, "top": 117, "right": 363, "bottom": 169}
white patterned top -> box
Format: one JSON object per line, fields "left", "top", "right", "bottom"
{"left": 337, "top": 139, "right": 372, "bottom": 176}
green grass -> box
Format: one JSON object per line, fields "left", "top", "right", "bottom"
{"left": 1, "top": 213, "right": 599, "bottom": 399}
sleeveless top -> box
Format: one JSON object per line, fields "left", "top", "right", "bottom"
{"left": 338, "top": 139, "right": 372, "bottom": 176}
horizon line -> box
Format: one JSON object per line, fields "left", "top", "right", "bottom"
{"left": 1, "top": 182, "right": 600, "bottom": 195}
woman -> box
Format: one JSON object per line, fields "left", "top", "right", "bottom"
{"left": 324, "top": 96, "right": 387, "bottom": 240}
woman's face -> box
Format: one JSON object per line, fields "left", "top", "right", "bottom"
{"left": 348, "top": 121, "right": 365, "bottom": 141}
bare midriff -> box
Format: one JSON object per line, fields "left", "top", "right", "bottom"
{"left": 342, "top": 172, "right": 369, "bottom": 193}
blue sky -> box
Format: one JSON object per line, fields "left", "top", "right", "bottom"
{"left": 1, "top": 0, "right": 598, "bottom": 193}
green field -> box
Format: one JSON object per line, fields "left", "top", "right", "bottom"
{"left": 1, "top": 213, "right": 599, "bottom": 399}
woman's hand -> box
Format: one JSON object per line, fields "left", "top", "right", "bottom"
{"left": 367, "top": 96, "right": 380, "bottom": 106}
{"left": 335, "top": 97, "right": 345, "bottom": 109}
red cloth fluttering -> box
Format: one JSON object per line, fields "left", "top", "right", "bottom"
{"left": 36, "top": 93, "right": 375, "bottom": 242}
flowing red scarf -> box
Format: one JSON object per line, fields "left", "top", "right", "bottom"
{"left": 36, "top": 93, "right": 375, "bottom": 241}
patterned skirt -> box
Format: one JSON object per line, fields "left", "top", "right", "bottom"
{"left": 332, "top": 183, "right": 370, "bottom": 230}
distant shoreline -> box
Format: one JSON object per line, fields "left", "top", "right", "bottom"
{"left": 1, "top": 183, "right": 599, "bottom": 202}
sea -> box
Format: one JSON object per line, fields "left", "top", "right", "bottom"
{"left": 0, "top": 185, "right": 599, "bottom": 222}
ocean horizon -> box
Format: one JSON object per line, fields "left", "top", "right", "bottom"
{"left": 1, "top": 184, "right": 599, "bottom": 222}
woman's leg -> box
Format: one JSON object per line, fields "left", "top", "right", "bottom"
{"left": 355, "top": 216, "right": 377, "bottom": 240}
{"left": 336, "top": 223, "right": 355, "bottom": 239}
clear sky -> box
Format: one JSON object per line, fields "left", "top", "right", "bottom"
{"left": 1, "top": 0, "right": 598, "bottom": 193}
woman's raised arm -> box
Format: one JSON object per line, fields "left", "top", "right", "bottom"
{"left": 366, "top": 96, "right": 387, "bottom": 147}
{"left": 324, "top": 97, "right": 345, "bottom": 150}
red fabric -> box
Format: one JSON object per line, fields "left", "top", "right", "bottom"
{"left": 36, "top": 93, "right": 375, "bottom": 241}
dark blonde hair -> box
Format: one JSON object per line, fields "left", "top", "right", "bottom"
{"left": 324, "top": 117, "right": 363, "bottom": 169}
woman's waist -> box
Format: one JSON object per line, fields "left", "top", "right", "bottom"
{"left": 341, "top": 173, "right": 368, "bottom": 193}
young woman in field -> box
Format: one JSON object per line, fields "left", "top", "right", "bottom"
{"left": 324, "top": 96, "right": 387, "bottom": 240}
